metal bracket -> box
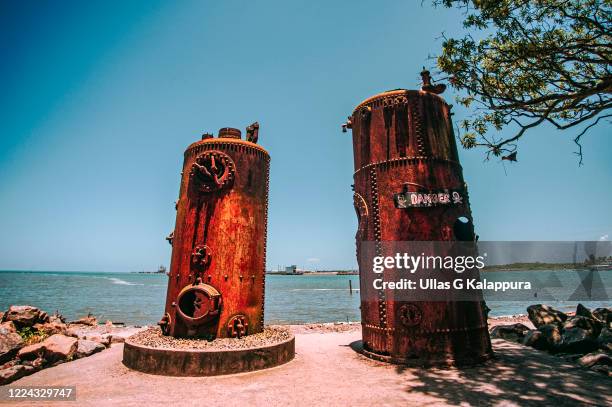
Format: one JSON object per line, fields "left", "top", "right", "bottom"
{"left": 227, "top": 315, "right": 248, "bottom": 338}
{"left": 191, "top": 244, "right": 212, "bottom": 268}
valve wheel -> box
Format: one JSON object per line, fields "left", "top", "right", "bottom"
{"left": 190, "top": 150, "right": 235, "bottom": 193}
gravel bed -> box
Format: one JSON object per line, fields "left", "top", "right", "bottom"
{"left": 128, "top": 326, "right": 293, "bottom": 350}
{"left": 287, "top": 322, "right": 361, "bottom": 334}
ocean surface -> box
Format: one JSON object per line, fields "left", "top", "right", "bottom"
{"left": 0, "top": 270, "right": 609, "bottom": 325}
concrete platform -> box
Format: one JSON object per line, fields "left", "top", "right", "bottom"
{"left": 5, "top": 326, "right": 611, "bottom": 406}
{"left": 122, "top": 333, "right": 295, "bottom": 376}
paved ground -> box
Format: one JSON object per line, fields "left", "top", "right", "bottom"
{"left": 3, "top": 326, "right": 611, "bottom": 407}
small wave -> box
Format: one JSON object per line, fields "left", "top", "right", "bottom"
{"left": 105, "top": 277, "right": 143, "bottom": 286}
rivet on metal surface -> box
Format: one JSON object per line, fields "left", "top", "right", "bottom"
{"left": 369, "top": 167, "right": 387, "bottom": 328}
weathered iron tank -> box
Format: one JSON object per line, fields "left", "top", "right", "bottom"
{"left": 159, "top": 123, "right": 269, "bottom": 338}
{"left": 343, "top": 70, "right": 492, "bottom": 365}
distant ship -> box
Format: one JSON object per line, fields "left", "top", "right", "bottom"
{"left": 136, "top": 265, "right": 168, "bottom": 274}
{"left": 589, "top": 262, "right": 612, "bottom": 271}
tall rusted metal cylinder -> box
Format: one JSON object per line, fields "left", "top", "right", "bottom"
{"left": 345, "top": 73, "right": 492, "bottom": 365}
{"left": 160, "top": 123, "right": 269, "bottom": 338}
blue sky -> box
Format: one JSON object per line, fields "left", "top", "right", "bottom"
{"left": 1, "top": 1, "right": 610, "bottom": 272}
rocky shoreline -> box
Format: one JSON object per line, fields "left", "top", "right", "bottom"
{"left": 490, "top": 303, "right": 611, "bottom": 376}
{"left": 1, "top": 303, "right": 610, "bottom": 385}
{"left": 0, "top": 305, "right": 145, "bottom": 385}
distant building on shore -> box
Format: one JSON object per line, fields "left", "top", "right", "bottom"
{"left": 266, "top": 265, "right": 359, "bottom": 275}
{"left": 266, "top": 265, "right": 310, "bottom": 275}
{"left": 265, "top": 265, "right": 360, "bottom": 275}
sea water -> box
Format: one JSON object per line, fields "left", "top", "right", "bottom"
{"left": 0, "top": 271, "right": 609, "bottom": 325}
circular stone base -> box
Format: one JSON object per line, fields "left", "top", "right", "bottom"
{"left": 123, "top": 327, "right": 295, "bottom": 376}
{"left": 352, "top": 340, "right": 493, "bottom": 367}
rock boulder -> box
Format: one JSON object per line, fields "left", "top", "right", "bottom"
{"left": 560, "top": 327, "right": 598, "bottom": 354}
{"left": 490, "top": 323, "right": 530, "bottom": 342}
{"left": 0, "top": 325, "right": 24, "bottom": 364}
{"left": 85, "top": 334, "right": 112, "bottom": 347}
{"left": 17, "top": 341, "right": 46, "bottom": 361}
{"left": 538, "top": 324, "right": 563, "bottom": 351}
{"left": 575, "top": 303, "right": 595, "bottom": 320}
{"left": 0, "top": 364, "right": 28, "bottom": 385}
{"left": 33, "top": 321, "right": 67, "bottom": 336}
{"left": 563, "top": 315, "right": 601, "bottom": 337}
{"left": 1, "top": 321, "right": 17, "bottom": 334}
{"left": 75, "top": 339, "right": 105, "bottom": 358}
{"left": 522, "top": 329, "right": 547, "bottom": 350}
{"left": 597, "top": 327, "right": 612, "bottom": 352}
{"left": 578, "top": 352, "right": 612, "bottom": 368}
{"left": 4, "top": 306, "right": 41, "bottom": 328}
{"left": 592, "top": 308, "right": 612, "bottom": 328}
{"left": 18, "top": 334, "right": 77, "bottom": 363}
{"left": 70, "top": 315, "right": 97, "bottom": 326}
{"left": 42, "top": 334, "right": 78, "bottom": 362}
{"left": 527, "top": 304, "right": 567, "bottom": 328}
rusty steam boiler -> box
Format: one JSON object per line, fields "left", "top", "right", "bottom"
{"left": 159, "top": 123, "right": 269, "bottom": 338}
{"left": 343, "top": 70, "right": 492, "bottom": 365}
